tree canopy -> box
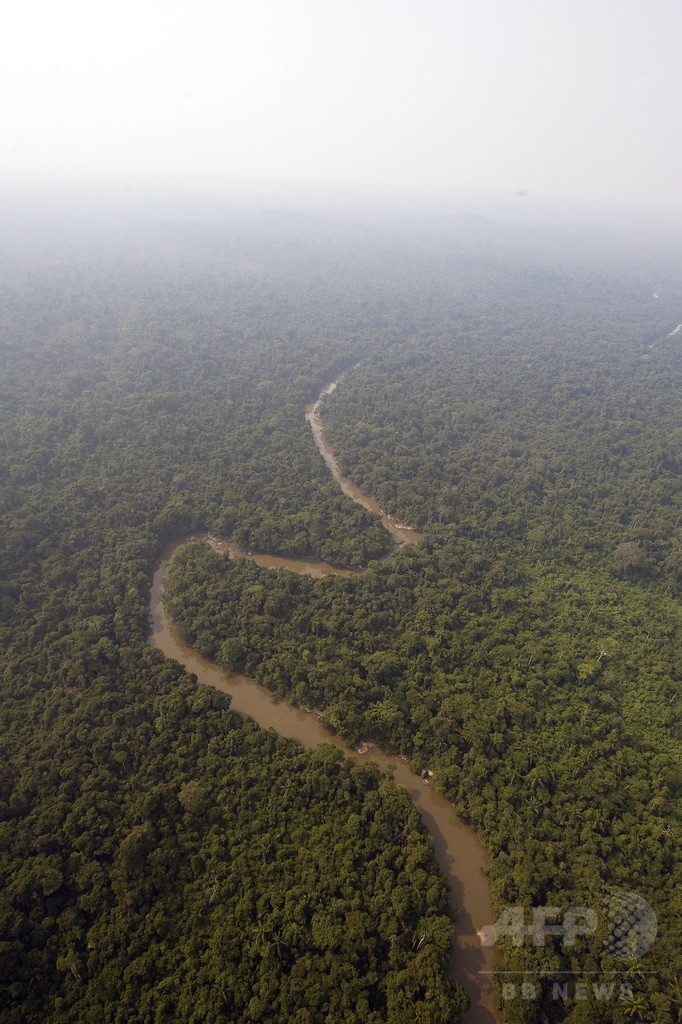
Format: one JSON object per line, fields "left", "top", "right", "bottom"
{"left": 2, "top": 201, "right": 681, "bottom": 1023}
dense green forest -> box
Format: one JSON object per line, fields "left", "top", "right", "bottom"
{"left": 0, "top": 206, "right": 466, "bottom": 1023}
{"left": 2, "top": 197, "right": 682, "bottom": 1022}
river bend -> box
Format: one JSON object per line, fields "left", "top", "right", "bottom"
{"left": 148, "top": 375, "right": 500, "bottom": 1023}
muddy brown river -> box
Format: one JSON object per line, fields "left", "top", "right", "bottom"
{"left": 148, "top": 376, "right": 501, "bottom": 1023}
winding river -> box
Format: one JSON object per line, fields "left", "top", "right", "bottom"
{"left": 148, "top": 377, "right": 501, "bottom": 1023}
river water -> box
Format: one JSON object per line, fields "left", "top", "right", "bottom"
{"left": 147, "top": 376, "right": 501, "bottom": 1023}
{"left": 305, "top": 379, "right": 424, "bottom": 548}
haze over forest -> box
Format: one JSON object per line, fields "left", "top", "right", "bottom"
{"left": 2, "top": 2, "right": 682, "bottom": 1023}
{"left": 3, "top": 0, "right": 682, "bottom": 223}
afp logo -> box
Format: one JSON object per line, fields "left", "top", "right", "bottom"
{"left": 479, "top": 891, "right": 657, "bottom": 961}
{"left": 603, "top": 892, "right": 658, "bottom": 961}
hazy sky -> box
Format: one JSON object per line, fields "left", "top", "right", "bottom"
{"left": 3, "top": 0, "right": 682, "bottom": 213}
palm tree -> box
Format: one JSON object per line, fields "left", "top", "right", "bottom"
{"left": 623, "top": 992, "right": 647, "bottom": 1020}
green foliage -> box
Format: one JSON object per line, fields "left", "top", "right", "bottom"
{"left": 2, "top": 202, "right": 682, "bottom": 1022}
{"left": 1, "top": 660, "right": 460, "bottom": 1022}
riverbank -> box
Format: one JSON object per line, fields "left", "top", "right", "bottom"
{"left": 305, "top": 377, "right": 424, "bottom": 548}
{"left": 147, "top": 373, "right": 501, "bottom": 1022}
{"left": 149, "top": 546, "right": 500, "bottom": 1023}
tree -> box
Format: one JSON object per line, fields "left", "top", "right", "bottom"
{"left": 613, "top": 541, "right": 647, "bottom": 572}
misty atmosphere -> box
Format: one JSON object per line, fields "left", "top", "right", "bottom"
{"left": 1, "top": 2, "right": 681, "bottom": 1023}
